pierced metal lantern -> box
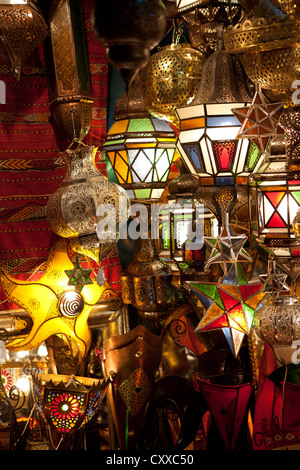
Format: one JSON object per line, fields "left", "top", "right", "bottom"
{"left": 103, "top": 74, "right": 180, "bottom": 201}
{"left": 91, "top": 0, "right": 167, "bottom": 88}
{"left": 0, "top": 0, "right": 47, "bottom": 80}
{"left": 223, "top": 12, "right": 300, "bottom": 102}
{"left": 32, "top": 373, "right": 108, "bottom": 435}
{"left": 44, "top": 0, "right": 93, "bottom": 143}
{"left": 141, "top": 42, "right": 206, "bottom": 127}
{"left": 253, "top": 295, "right": 300, "bottom": 346}
{"left": 120, "top": 239, "right": 177, "bottom": 321}
{"left": 46, "top": 145, "right": 130, "bottom": 248}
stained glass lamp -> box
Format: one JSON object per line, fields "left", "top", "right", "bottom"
{"left": 249, "top": 138, "right": 300, "bottom": 258}
{"left": 32, "top": 373, "right": 108, "bottom": 435}
{"left": 176, "top": 42, "right": 260, "bottom": 225}
{"left": 103, "top": 73, "right": 180, "bottom": 201}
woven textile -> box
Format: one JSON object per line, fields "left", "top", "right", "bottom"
{"left": 0, "top": 0, "right": 122, "bottom": 311}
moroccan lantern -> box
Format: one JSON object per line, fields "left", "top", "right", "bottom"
{"left": 103, "top": 73, "right": 180, "bottom": 201}
{"left": 91, "top": 0, "right": 167, "bottom": 88}
{"left": 0, "top": 0, "right": 47, "bottom": 80}
{"left": 32, "top": 373, "right": 108, "bottom": 435}
{"left": 253, "top": 295, "right": 300, "bottom": 346}
{"left": 176, "top": 36, "right": 254, "bottom": 226}
{"left": 46, "top": 145, "right": 130, "bottom": 262}
{"left": 141, "top": 41, "right": 206, "bottom": 127}
{"left": 44, "top": 0, "right": 93, "bottom": 143}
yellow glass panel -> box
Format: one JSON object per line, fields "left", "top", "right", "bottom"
{"left": 180, "top": 117, "right": 205, "bottom": 130}
{"left": 126, "top": 143, "right": 156, "bottom": 148}
{"left": 115, "top": 151, "right": 130, "bottom": 183}
{"left": 199, "top": 304, "right": 224, "bottom": 328}
{"left": 220, "top": 285, "right": 241, "bottom": 300}
{"left": 244, "top": 292, "right": 265, "bottom": 310}
{"left": 228, "top": 313, "right": 248, "bottom": 333}
{"left": 107, "top": 119, "right": 129, "bottom": 135}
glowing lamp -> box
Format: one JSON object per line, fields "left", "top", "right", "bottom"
{"left": 32, "top": 373, "right": 108, "bottom": 435}
{"left": 249, "top": 141, "right": 300, "bottom": 257}
{"left": 103, "top": 74, "right": 180, "bottom": 201}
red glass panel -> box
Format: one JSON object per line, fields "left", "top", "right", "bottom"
{"left": 213, "top": 141, "right": 236, "bottom": 172}
{"left": 219, "top": 289, "right": 239, "bottom": 311}
{"left": 200, "top": 314, "right": 229, "bottom": 331}
{"left": 266, "top": 191, "right": 285, "bottom": 208}
{"left": 239, "top": 284, "right": 261, "bottom": 300}
{"left": 267, "top": 211, "right": 286, "bottom": 228}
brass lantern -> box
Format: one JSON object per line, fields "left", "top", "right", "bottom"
{"left": 0, "top": 0, "right": 47, "bottom": 80}
{"left": 141, "top": 42, "right": 206, "bottom": 127}
{"left": 44, "top": 0, "right": 93, "bottom": 143}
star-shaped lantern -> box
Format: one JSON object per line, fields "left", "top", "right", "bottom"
{"left": 185, "top": 264, "right": 265, "bottom": 357}
{"left": 0, "top": 239, "right": 106, "bottom": 364}
{"left": 232, "top": 89, "right": 285, "bottom": 153}
{"left": 259, "top": 258, "right": 289, "bottom": 301}
{"left": 204, "top": 224, "right": 252, "bottom": 276}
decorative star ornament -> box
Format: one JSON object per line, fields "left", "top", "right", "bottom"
{"left": 65, "top": 257, "right": 93, "bottom": 292}
{"left": 204, "top": 224, "right": 252, "bottom": 276}
{"left": 259, "top": 258, "right": 289, "bottom": 301}
{"left": 232, "top": 89, "right": 285, "bottom": 153}
{"left": 185, "top": 264, "right": 265, "bottom": 357}
{"left": 0, "top": 239, "right": 108, "bottom": 363}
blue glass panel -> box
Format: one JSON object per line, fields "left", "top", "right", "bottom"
{"left": 207, "top": 116, "right": 240, "bottom": 127}
{"left": 181, "top": 142, "right": 203, "bottom": 170}
{"left": 215, "top": 176, "right": 235, "bottom": 185}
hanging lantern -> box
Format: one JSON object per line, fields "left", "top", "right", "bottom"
{"left": 0, "top": 0, "right": 47, "bottom": 80}
{"left": 32, "top": 373, "right": 108, "bottom": 435}
{"left": 120, "top": 239, "right": 177, "bottom": 321}
{"left": 91, "top": 0, "right": 167, "bottom": 88}
{"left": 177, "top": 0, "right": 242, "bottom": 54}
{"left": 141, "top": 41, "right": 206, "bottom": 127}
{"left": 176, "top": 37, "right": 256, "bottom": 225}
{"left": 223, "top": 9, "right": 300, "bottom": 102}
{"left": 253, "top": 295, "right": 300, "bottom": 346}
{"left": 44, "top": 0, "right": 93, "bottom": 143}
{"left": 249, "top": 138, "right": 300, "bottom": 258}
{"left": 46, "top": 145, "right": 130, "bottom": 262}
{"left": 103, "top": 74, "right": 180, "bottom": 201}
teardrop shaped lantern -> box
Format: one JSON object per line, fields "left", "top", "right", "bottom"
{"left": 91, "top": 0, "right": 167, "bottom": 88}
{"left": 0, "top": 1, "right": 47, "bottom": 80}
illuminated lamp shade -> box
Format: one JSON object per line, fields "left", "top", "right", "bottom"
{"left": 91, "top": 0, "right": 167, "bottom": 88}
{"left": 103, "top": 74, "right": 180, "bottom": 202}
{"left": 46, "top": 145, "right": 130, "bottom": 264}
{"left": 176, "top": 44, "right": 259, "bottom": 224}
{"left": 32, "top": 373, "right": 108, "bottom": 435}
{"left": 249, "top": 138, "right": 300, "bottom": 259}
{"left": 141, "top": 42, "right": 206, "bottom": 127}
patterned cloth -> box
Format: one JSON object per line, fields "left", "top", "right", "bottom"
{"left": 0, "top": 0, "right": 122, "bottom": 311}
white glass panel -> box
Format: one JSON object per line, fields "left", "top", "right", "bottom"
{"left": 206, "top": 127, "right": 240, "bottom": 140}
{"left": 263, "top": 196, "right": 275, "bottom": 224}
{"left": 206, "top": 103, "right": 246, "bottom": 116}
{"left": 176, "top": 104, "right": 204, "bottom": 121}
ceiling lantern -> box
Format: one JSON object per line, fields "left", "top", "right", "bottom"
{"left": 0, "top": 0, "right": 47, "bottom": 80}
{"left": 103, "top": 73, "right": 180, "bottom": 201}
{"left": 141, "top": 40, "right": 206, "bottom": 127}
{"left": 176, "top": 36, "right": 255, "bottom": 225}
{"left": 91, "top": 0, "right": 167, "bottom": 88}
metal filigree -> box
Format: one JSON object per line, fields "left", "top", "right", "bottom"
{"left": 0, "top": 1, "right": 47, "bottom": 80}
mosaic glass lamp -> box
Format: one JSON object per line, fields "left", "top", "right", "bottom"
{"left": 32, "top": 373, "right": 108, "bottom": 435}
{"left": 176, "top": 37, "right": 260, "bottom": 225}
{"left": 103, "top": 73, "right": 180, "bottom": 201}
{"left": 249, "top": 137, "right": 300, "bottom": 259}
